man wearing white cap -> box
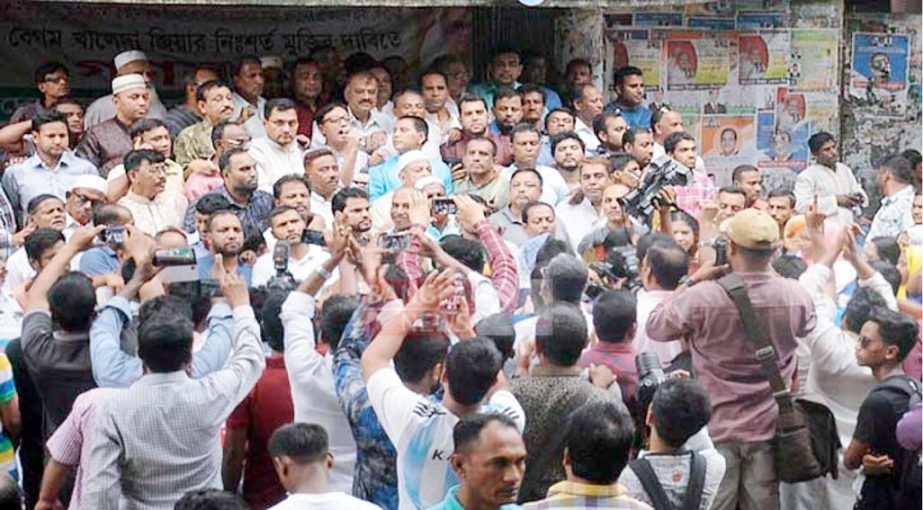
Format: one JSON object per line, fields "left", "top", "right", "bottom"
{"left": 260, "top": 55, "right": 287, "bottom": 100}
{"left": 230, "top": 55, "right": 268, "bottom": 139}
{"left": 83, "top": 50, "right": 167, "bottom": 129}
{"left": 64, "top": 174, "right": 107, "bottom": 238}
{"left": 76, "top": 74, "right": 149, "bottom": 177}
{"left": 370, "top": 150, "right": 432, "bottom": 230}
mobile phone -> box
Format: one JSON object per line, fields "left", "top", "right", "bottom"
{"left": 379, "top": 232, "right": 411, "bottom": 251}
{"left": 432, "top": 198, "right": 458, "bottom": 216}
{"left": 713, "top": 237, "right": 728, "bottom": 266}
{"left": 444, "top": 157, "right": 462, "bottom": 168}
{"left": 302, "top": 229, "right": 327, "bottom": 246}
{"left": 200, "top": 278, "right": 223, "bottom": 298}
{"left": 103, "top": 225, "right": 126, "bottom": 246}
{"left": 153, "top": 247, "right": 196, "bottom": 267}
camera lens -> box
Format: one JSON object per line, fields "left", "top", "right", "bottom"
{"left": 636, "top": 352, "right": 662, "bottom": 378}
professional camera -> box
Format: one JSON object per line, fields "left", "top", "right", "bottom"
{"left": 636, "top": 351, "right": 667, "bottom": 412}
{"left": 619, "top": 154, "right": 691, "bottom": 224}
{"left": 266, "top": 241, "right": 297, "bottom": 291}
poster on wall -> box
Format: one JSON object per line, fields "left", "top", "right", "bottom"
{"left": 605, "top": 29, "right": 662, "bottom": 91}
{"left": 663, "top": 32, "right": 733, "bottom": 90}
{"left": 756, "top": 87, "right": 810, "bottom": 175}
{"left": 633, "top": 12, "right": 684, "bottom": 27}
{"left": 686, "top": 17, "right": 736, "bottom": 31}
{"left": 848, "top": 32, "right": 911, "bottom": 117}
{"left": 738, "top": 31, "right": 790, "bottom": 85}
{"left": 736, "top": 11, "right": 786, "bottom": 30}
{"left": 700, "top": 115, "right": 760, "bottom": 187}
{"left": 789, "top": 29, "right": 838, "bottom": 91}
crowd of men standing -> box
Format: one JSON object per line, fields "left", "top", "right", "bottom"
{"left": 0, "top": 42, "right": 918, "bottom": 510}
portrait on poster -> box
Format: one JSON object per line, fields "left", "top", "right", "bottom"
{"left": 849, "top": 32, "right": 911, "bottom": 117}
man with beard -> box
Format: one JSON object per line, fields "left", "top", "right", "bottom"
{"left": 184, "top": 121, "right": 251, "bottom": 204}
{"left": 250, "top": 99, "right": 303, "bottom": 193}
{"left": 291, "top": 58, "right": 325, "bottom": 140}
{"left": 3, "top": 111, "right": 98, "bottom": 218}
{"left": 368, "top": 116, "right": 452, "bottom": 202}
{"left": 331, "top": 187, "right": 372, "bottom": 243}
{"left": 174, "top": 80, "right": 236, "bottom": 168}
{"left": 489, "top": 88, "right": 523, "bottom": 137}
{"left": 537, "top": 107, "right": 576, "bottom": 167}
{"left": 732, "top": 165, "right": 766, "bottom": 209}
{"left": 196, "top": 209, "right": 252, "bottom": 285}
{"left": 230, "top": 55, "right": 267, "bottom": 139}
{"left": 621, "top": 127, "right": 654, "bottom": 169}
{"left": 592, "top": 111, "right": 627, "bottom": 158}
{"left": 454, "top": 137, "right": 509, "bottom": 211}
{"left": 164, "top": 64, "right": 221, "bottom": 137}
{"left": 502, "top": 125, "right": 570, "bottom": 206}
{"left": 183, "top": 147, "right": 273, "bottom": 238}
{"left": 442, "top": 95, "right": 512, "bottom": 167}
{"left": 117, "top": 149, "right": 187, "bottom": 236}
{"left": 604, "top": 66, "right": 651, "bottom": 130}
{"left": 572, "top": 84, "right": 603, "bottom": 152}
{"left": 263, "top": 174, "right": 325, "bottom": 251}
{"left": 549, "top": 131, "right": 586, "bottom": 193}
{"left": 794, "top": 131, "right": 866, "bottom": 226}
{"left": 84, "top": 51, "right": 166, "bottom": 128}
{"left": 555, "top": 157, "right": 612, "bottom": 250}
{"left": 252, "top": 206, "right": 331, "bottom": 287}
{"left": 518, "top": 84, "right": 546, "bottom": 131}
{"left": 421, "top": 70, "right": 462, "bottom": 148}
{"left": 76, "top": 74, "right": 149, "bottom": 177}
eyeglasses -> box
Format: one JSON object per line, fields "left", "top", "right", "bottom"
{"left": 71, "top": 191, "right": 102, "bottom": 206}
{"left": 323, "top": 115, "right": 350, "bottom": 125}
{"left": 43, "top": 76, "right": 68, "bottom": 85}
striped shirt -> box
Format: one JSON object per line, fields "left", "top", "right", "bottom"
{"left": 522, "top": 481, "right": 652, "bottom": 509}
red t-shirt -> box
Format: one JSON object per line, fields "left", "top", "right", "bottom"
{"left": 226, "top": 356, "right": 294, "bottom": 509}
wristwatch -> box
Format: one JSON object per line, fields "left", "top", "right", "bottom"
{"left": 678, "top": 275, "right": 696, "bottom": 287}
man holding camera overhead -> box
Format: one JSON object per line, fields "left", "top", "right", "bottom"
{"left": 646, "top": 209, "right": 816, "bottom": 510}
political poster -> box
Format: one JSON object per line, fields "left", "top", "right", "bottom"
{"left": 736, "top": 11, "right": 786, "bottom": 30}
{"left": 606, "top": 29, "right": 663, "bottom": 91}
{"left": 686, "top": 17, "right": 737, "bottom": 31}
{"left": 849, "top": 32, "right": 911, "bottom": 117}
{"left": 633, "top": 12, "right": 684, "bottom": 27}
{"left": 700, "top": 115, "right": 759, "bottom": 187}
{"left": 738, "top": 31, "right": 790, "bottom": 85}
{"left": 757, "top": 87, "right": 810, "bottom": 175}
{"left": 789, "top": 29, "right": 839, "bottom": 91}
{"left": 664, "top": 32, "right": 733, "bottom": 91}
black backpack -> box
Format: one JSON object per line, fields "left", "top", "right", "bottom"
{"left": 878, "top": 375, "right": 921, "bottom": 507}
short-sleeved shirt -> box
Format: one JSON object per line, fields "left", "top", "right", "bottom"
{"left": 21, "top": 310, "right": 96, "bottom": 439}
{"left": 853, "top": 376, "right": 917, "bottom": 506}
{"left": 367, "top": 367, "right": 525, "bottom": 510}
{"left": 226, "top": 356, "right": 293, "bottom": 509}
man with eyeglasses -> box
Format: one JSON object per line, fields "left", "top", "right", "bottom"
{"left": 105, "top": 118, "right": 185, "bottom": 203}
{"left": 83, "top": 50, "right": 167, "bottom": 129}
{"left": 64, "top": 175, "right": 108, "bottom": 239}
{"left": 175, "top": 80, "right": 237, "bottom": 169}
{"left": 164, "top": 65, "right": 221, "bottom": 138}
{"left": 10, "top": 62, "right": 71, "bottom": 124}
{"left": 117, "top": 149, "right": 188, "bottom": 236}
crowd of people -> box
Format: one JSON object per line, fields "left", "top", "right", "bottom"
{"left": 0, "top": 42, "right": 918, "bottom": 510}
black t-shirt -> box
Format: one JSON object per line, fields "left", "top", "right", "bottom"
{"left": 853, "top": 376, "right": 916, "bottom": 507}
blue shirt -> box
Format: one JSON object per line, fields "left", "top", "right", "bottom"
{"left": 79, "top": 246, "right": 120, "bottom": 277}
{"left": 333, "top": 301, "right": 399, "bottom": 510}
{"left": 1, "top": 151, "right": 99, "bottom": 214}
{"left": 88, "top": 296, "right": 234, "bottom": 388}
{"left": 538, "top": 135, "right": 555, "bottom": 167}
{"left": 368, "top": 154, "right": 454, "bottom": 203}
{"left": 196, "top": 253, "right": 253, "bottom": 287}
{"left": 604, "top": 101, "right": 652, "bottom": 130}
{"left": 427, "top": 485, "right": 522, "bottom": 510}
{"left": 183, "top": 186, "right": 274, "bottom": 237}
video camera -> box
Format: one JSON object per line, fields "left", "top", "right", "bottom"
{"left": 266, "top": 241, "right": 297, "bottom": 291}
{"left": 619, "top": 154, "right": 691, "bottom": 225}
{"left": 585, "top": 243, "right": 642, "bottom": 299}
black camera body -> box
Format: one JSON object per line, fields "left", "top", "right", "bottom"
{"left": 267, "top": 241, "right": 297, "bottom": 291}
{"left": 620, "top": 154, "right": 691, "bottom": 224}
{"left": 636, "top": 351, "right": 667, "bottom": 412}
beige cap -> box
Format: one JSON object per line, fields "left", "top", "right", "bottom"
{"left": 113, "top": 50, "right": 148, "bottom": 70}
{"left": 112, "top": 74, "right": 147, "bottom": 95}
{"left": 397, "top": 150, "right": 429, "bottom": 173}
{"left": 720, "top": 209, "right": 781, "bottom": 249}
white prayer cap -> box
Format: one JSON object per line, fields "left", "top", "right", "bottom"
{"left": 69, "top": 175, "right": 108, "bottom": 195}
{"left": 113, "top": 50, "right": 149, "bottom": 70}
{"left": 413, "top": 175, "right": 443, "bottom": 191}
{"left": 112, "top": 74, "right": 147, "bottom": 95}
{"left": 397, "top": 150, "right": 429, "bottom": 173}
{"left": 261, "top": 56, "right": 284, "bottom": 70}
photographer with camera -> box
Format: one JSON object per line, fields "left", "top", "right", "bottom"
{"left": 646, "top": 209, "right": 816, "bottom": 510}
{"left": 619, "top": 377, "right": 727, "bottom": 510}
{"left": 252, "top": 206, "right": 332, "bottom": 288}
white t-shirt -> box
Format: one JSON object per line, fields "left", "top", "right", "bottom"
{"left": 267, "top": 492, "right": 380, "bottom": 510}
{"left": 367, "top": 368, "right": 525, "bottom": 510}
{"left": 252, "top": 244, "right": 332, "bottom": 287}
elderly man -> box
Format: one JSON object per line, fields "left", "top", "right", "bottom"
{"left": 174, "top": 80, "right": 236, "bottom": 168}
{"left": 163, "top": 64, "right": 221, "bottom": 137}
{"left": 183, "top": 147, "right": 273, "bottom": 238}
{"left": 3, "top": 111, "right": 98, "bottom": 217}
{"left": 370, "top": 150, "right": 434, "bottom": 230}
{"left": 83, "top": 51, "right": 167, "bottom": 128}
{"left": 249, "top": 98, "right": 303, "bottom": 193}
{"left": 117, "top": 149, "right": 188, "bottom": 236}
{"left": 76, "top": 74, "right": 149, "bottom": 177}
{"left": 230, "top": 55, "right": 268, "bottom": 139}
{"left": 368, "top": 116, "right": 452, "bottom": 202}
{"left": 64, "top": 175, "right": 107, "bottom": 238}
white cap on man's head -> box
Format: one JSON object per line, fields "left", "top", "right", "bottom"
{"left": 114, "top": 50, "right": 148, "bottom": 71}
{"left": 112, "top": 74, "right": 147, "bottom": 95}
{"left": 397, "top": 150, "right": 429, "bottom": 173}
{"left": 261, "top": 56, "right": 284, "bottom": 70}
{"left": 413, "top": 175, "right": 442, "bottom": 191}
{"left": 69, "top": 175, "right": 108, "bottom": 195}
